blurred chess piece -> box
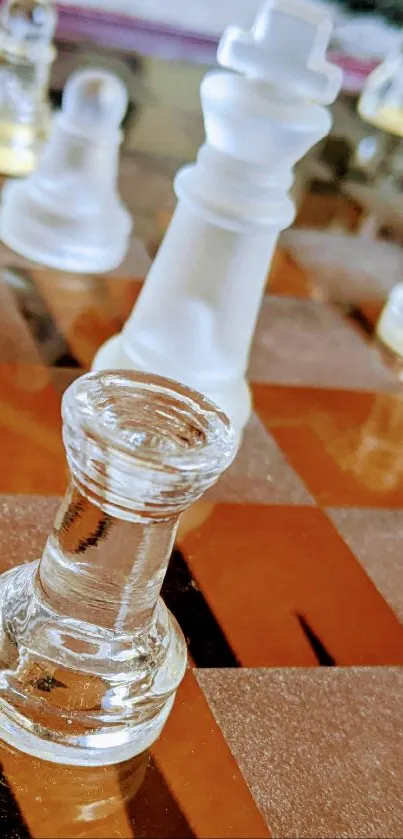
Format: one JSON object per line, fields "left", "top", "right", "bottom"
{"left": 358, "top": 34, "right": 403, "bottom": 139}
{"left": 0, "top": 265, "right": 72, "bottom": 364}
{"left": 0, "top": 67, "right": 133, "bottom": 272}
{"left": 351, "top": 134, "right": 385, "bottom": 180}
{"left": 376, "top": 283, "right": 403, "bottom": 378}
{"left": 0, "top": 0, "right": 56, "bottom": 176}
{"left": 357, "top": 34, "right": 403, "bottom": 188}
{"left": 93, "top": 0, "right": 341, "bottom": 435}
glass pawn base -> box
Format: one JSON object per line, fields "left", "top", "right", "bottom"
{"left": 0, "top": 562, "right": 186, "bottom": 766}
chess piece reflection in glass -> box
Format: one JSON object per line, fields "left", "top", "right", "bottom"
{"left": 0, "top": 0, "right": 57, "bottom": 176}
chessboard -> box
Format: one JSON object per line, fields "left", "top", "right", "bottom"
{"left": 0, "top": 232, "right": 401, "bottom": 839}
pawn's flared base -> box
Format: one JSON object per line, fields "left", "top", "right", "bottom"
{"left": 0, "top": 563, "right": 186, "bottom": 766}
{"left": 0, "top": 695, "right": 174, "bottom": 767}
{"left": 0, "top": 179, "right": 132, "bottom": 274}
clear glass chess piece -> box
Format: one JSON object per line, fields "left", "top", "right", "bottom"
{"left": 358, "top": 34, "right": 403, "bottom": 138}
{"left": 0, "top": 371, "right": 236, "bottom": 765}
{"left": 0, "top": 0, "right": 56, "bottom": 176}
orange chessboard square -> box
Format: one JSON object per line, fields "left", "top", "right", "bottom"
{"left": 0, "top": 364, "right": 66, "bottom": 495}
{"left": 178, "top": 503, "right": 403, "bottom": 667}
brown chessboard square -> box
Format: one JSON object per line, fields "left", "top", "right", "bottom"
{"left": 249, "top": 295, "right": 395, "bottom": 392}
{"left": 0, "top": 495, "right": 58, "bottom": 575}
{"left": 328, "top": 508, "right": 403, "bottom": 624}
{"left": 178, "top": 503, "right": 403, "bottom": 666}
{"left": 197, "top": 667, "right": 403, "bottom": 839}
{"left": 207, "top": 413, "right": 313, "bottom": 505}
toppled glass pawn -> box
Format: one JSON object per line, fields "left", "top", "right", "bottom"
{"left": 0, "top": 370, "right": 236, "bottom": 765}
{"left": 0, "top": 0, "right": 57, "bottom": 176}
{"left": 0, "top": 66, "right": 133, "bottom": 272}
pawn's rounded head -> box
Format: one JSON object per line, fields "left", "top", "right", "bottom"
{"left": 0, "top": 0, "right": 56, "bottom": 43}
{"left": 63, "top": 68, "right": 129, "bottom": 133}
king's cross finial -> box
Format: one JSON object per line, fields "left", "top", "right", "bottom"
{"left": 217, "top": 0, "right": 342, "bottom": 105}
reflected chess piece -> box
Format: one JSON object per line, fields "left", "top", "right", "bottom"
{"left": 0, "top": 67, "right": 133, "bottom": 272}
{"left": 93, "top": 0, "right": 342, "bottom": 435}
{"left": 0, "top": 371, "right": 236, "bottom": 765}
{"left": 0, "top": 739, "right": 148, "bottom": 836}
{"left": 357, "top": 35, "right": 403, "bottom": 186}
{"left": 326, "top": 392, "right": 403, "bottom": 493}
{"left": 0, "top": 0, "right": 56, "bottom": 176}
{"left": 1, "top": 265, "right": 76, "bottom": 365}
{"left": 349, "top": 394, "right": 403, "bottom": 493}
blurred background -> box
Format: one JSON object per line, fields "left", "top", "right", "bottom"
{"left": 41, "top": 0, "right": 403, "bottom": 316}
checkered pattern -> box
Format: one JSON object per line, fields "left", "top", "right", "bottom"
{"left": 0, "top": 240, "right": 401, "bottom": 839}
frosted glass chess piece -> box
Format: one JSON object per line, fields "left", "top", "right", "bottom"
{"left": 93, "top": 0, "right": 342, "bottom": 435}
{"left": 376, "top": 283, "right": 403, "bottom": 377}
{"left": 0, "top": 371, "right": 236, "bottom": 765}
{"left": 0, "top": 67, "right": 133, "bottom": 272}
{"left": 0, "top": 0, "right": 56, "bottom": 176}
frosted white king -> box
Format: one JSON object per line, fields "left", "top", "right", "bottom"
{"left": 93, "top": 0, "right": 342, "bottom": 434}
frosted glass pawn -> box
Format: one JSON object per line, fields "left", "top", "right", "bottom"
{"left": 93, "top": 0, "right": 342, "bottom": 434}
{"left": 0, "top": 67, "right": 133, "bottom": 273}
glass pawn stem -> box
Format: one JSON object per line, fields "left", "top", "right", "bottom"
{"left": 0, "top": 371, "right": 236, "bottom": 765}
